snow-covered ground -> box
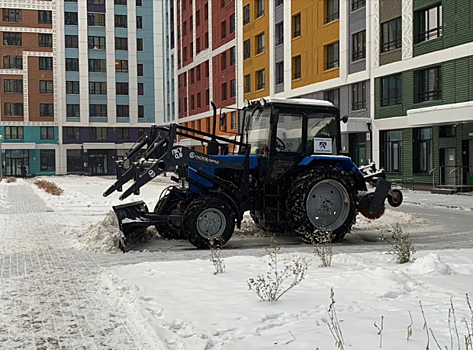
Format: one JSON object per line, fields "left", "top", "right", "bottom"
{"left": 10, "top": 175, "right": 473, "bottom": 349}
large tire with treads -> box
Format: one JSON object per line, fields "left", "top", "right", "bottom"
{"left": 288, "top": 166, "right": 358, "bottom": 241}
{"left": 184, "top": 196, "right": 235, "bottom": 249}
{"left": 154, "top": 191, "right": 187, "bottom": 240}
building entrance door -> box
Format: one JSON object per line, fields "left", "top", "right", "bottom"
{"left": 88, "top": 151, "right": 108, "bottom": 175}
{"left": 5, "top": 150, "right": 29, "bottom": 176}
{"left": 444, "top": 147, "right": 456, "bottom": 186}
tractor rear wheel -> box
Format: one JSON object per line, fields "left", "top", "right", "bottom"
{"left": 154, "top": 191, "right": 186, "bottom": 240}
{"left": 184, "top": 197, "right": 235, "bottom": 249}
{"left": 288, "top": 166, "right": 358, "bottom": 241}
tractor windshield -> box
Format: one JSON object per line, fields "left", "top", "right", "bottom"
{"left": 306, "top": 112, "right": 339, "bottom": 155}
{"left": 244, "top": 107, "right": 271, "bottom": 155}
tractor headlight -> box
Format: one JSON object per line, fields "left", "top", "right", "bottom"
{"left": 259, "top": 98, "right": 267, "bottom": 106}
{"left": 179, "top": 179, "right": 190, "bottom": 190}
{"left": 243, "top": 100, "right": 250, "bottom": 108}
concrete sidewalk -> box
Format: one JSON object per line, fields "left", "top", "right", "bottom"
{"left": 0, "top": 181, "right": 147, "bottom": 350}
{"left": 402, "top": 190, "right": 473, "bottom": 211}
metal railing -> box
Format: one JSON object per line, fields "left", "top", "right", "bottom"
{"left": 430, "top": 166, "right": 473, "bottom": 189}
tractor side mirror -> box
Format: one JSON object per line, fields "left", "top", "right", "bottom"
{"left": 342, "top": 115, "right": 349, "bottom": 124}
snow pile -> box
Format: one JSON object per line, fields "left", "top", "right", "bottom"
{"left": 408, "top": 253, "right": 454, "bottom": 275}
{"left": 234, "top": 213, "right": 267, "bottom": 237}
{"left": 354, "top": 209, "right": 427, "bottom": 231}
{"left": 76, "top": 211, "right": 123, "bottom": 253}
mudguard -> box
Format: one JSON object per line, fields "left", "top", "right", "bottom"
{"left": 298, "top": 155, "right": 362, "bottom": 175}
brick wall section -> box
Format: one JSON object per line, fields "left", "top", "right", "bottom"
{"left": 349, "top": 5, "right": 366, "bottom": 74}
{"left": 28, "top": 56, "right": 54, "bottom": 122}
{"left": 0, "top": 74, "right": 24, "bottom": 122}
{"left": 0, "top": 9, "right": 52, "bottom": 30}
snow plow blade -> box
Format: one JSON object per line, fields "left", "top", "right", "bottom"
{"left": 112, "top": 201, "right": 184, "bottom": 251}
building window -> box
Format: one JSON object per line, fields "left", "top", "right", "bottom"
{"left": 3, "top": 32, "right": 22, "bottom": 46}
{"left": 191, "top": 95, "right": 195, "bottom": 109}
{"left": 276, "top": 0, "right": 283, "bottom": 6}
{"left": 231, "top": 111, "right": 237, "bottom": 130}
{"left": 67, "top": 104, "right": 80, "bottom": 118}
{"left": 90, "top": 127, "right": 107, "bottom": 140}
{"left": 88, "top": 13, "right": 105, "bottom": 26}
{"left": 413, "top": 128, "right": 432, "bottom": 173}
{"left": 38, "top": 11, "right": 52, "bottom": 24}
{"left": 40, "top": 103, "right": 53, "bottom": 117}
{"left": 136, "top": 16, "right": 142, "bottom": 29}
{"left": 66, "top": 81, "right": 79, "bottom": 94}
{"left": 256, "top": 69, "right": 265, "bottom": 90}
{"left": 352, "top": 0, "right": 365, "bottom": 11}
{"left": 89, "top": 59, "right": 107, "bottom": 72}
{"left": 243, "top": 4, "right": 250, "bottom": 25}
{"left": 116, "top": 105, "right": 129, "bottom": 118}
{"left": 205, "top": 61, "right": 209, "bottom": 77}
{"left": 293, "top": 55, "right": 301, "bottom": 79}
{"left": 417, "top": 66, "right": 441, "bottom": 102}
{"left": 276, "top": 61, "right": 284, "bottom": 85}
{"left": 137, "top": 64, "right": 143, "bottom": 76}
{"left": 67, "top": 150, "right": 82, "bottom": 172}
{"left": 38, "top": 34, "right": 52, "bottom": 47}
{"left": 276, "top": 21, "right": 284, "bottom": 45}
{"left": 204, "top": 3, "right": 209, "bottom": 19}
{"left": 222, "top": 83, "right": 227, "bottom": 101}
{"left": 417, "top": 4, "right": 442, "bottom": 43}
{"left": 66, "top": 127, "right": 80, "bottom": 140}
{"left": 88, "top": 36, "right": 106, "bottom": 50}
{"left": 40, "top": 127, "right": 54, "bottom": 140}
{"left": 324, "top": 89, "right": 340, "bottom": 109}
{"left": 115, "top": 37, "right": 128, "bottom": 50}
{"left": 4, "top": 79, "right": 22, "bottom": 93}
{"left": 117, "top": 127, "right": 129, "bottom": 140}
{"left": 5, "top": 126, "right": 24, "bottom": 139}
{"left": 115, "top": 0, "right": 127, "bottom": 5}
{"left": 381, "top": 17, "right": 402, "bottom": 52}
{"left": 230, "top": 79, "right": 236, "bottom": 98}
{"left": 4, "top": 103, "right": 23, "bottom": 116}
{"left": 136, "top": 0, "right": 142, "bottom": 5}
{"left": 230, "top": 46, "right": 236, "bottom": 65}
{"left": 40, "top": 80, "right": 53, "bottom": 94}
{"left": 138, "top": 106, "right": 144, "bottom": 118}
{"left": 39, "top": 57, "right": 53, "bottom": 70}
{"left": 256, "top": 0, "right": 265, "bottom": 18}
{"left": 3, "top": 56, "right": 22, "bottom": 69}
{"left": 381, "top": 73, "right": 402, "bottom": 106}
{"left": 89, "top": 82, "right": 107, "bottom": 94}
{"left": 65, "top": 12, "right": 78, "bottom": 25}
{"left": 40, "top": 150, "right": 55, "bottom": 172}
{"left": 221, "top": 52, "right": 227, "bottom": 70}
{"left": 115, "top": 15, "right": 127, "bottom": 28}
{"left": 326, "top": 42, "right": 339, "bottom": 69}
{"left": 221, "top": 20, "right": 227, "bottom": 39}
{"left": 352, "top": 81, "right": 366, "bottom": 110}
{"left": 115, "top": 60, "right": 128, "bottom": 72}
{"left": 230, "top": 14, "right": 235, "bottom": 33}
{"left": 65, "top": 58, "right": 78, "bottom": 71}
{"left": 352, "top": 30, "right": 366, "bottom": 61}
{"left": 197, "top": 92, "right": 202, "bottom": 108}
{"left": 137, "top": 38, "right": 143, "bottom": 51}
{"left": 244, "top": 39, "right": 251, "bottom": 59}
{"left": 2, "top": 9, "right": 21, "bottom": 22}
{"left": 89, "top": 105, "right": 107, "bottom": 117}
{"left": 256, "top": 33, "right": 265, "bottom": 54}
{"left": 65, "top": 35, "right": 78, "bottom": 48}
{"left": 116, "top": 83, "right": 129, "bottom": 95}
{"left": 244, "top": 74, "right": 251, "bottom": 93}
{"left": 138, "top": 83, "right": 144, "bottom": 95}
{"left": 380, "top": 130, "right": 403, "bottom": 173}
{"left": 326, "top": 0, "right": 339, "bottom": 23}
{"left": 293, "top": 14, "right": 301, "bottom": 37}
{"left": 439, "top": 125, "right": 456, "bottom": 138}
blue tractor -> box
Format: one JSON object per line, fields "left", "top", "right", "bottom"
{"left": 104, "top": 98, "right": 402, "bottom": 250}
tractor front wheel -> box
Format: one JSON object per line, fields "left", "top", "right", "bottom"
{"left": 154, "top": 191, "right": 187, "bottom": 240}
{"left": 184, "top": 197, "right": 235, "bottom": 249}
{"left": 288, "top": 166, "right": 358, "bottom": 241}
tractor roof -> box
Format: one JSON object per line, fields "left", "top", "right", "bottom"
{"left": 264, "top": 97, "right": 335, "bottom": 108}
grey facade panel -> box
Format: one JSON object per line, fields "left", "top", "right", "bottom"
{"left": 275, "top": 82, "right": 285, "bottom": 94}
{"left": 380, "top": 48, "right": 402, "bottom": 65}
{"left": 275, "top": 3, "right": 283, "bottom": 22}
{"left": 274, "top": 5, "right": 284, "bottom": 94}
{"left": 349, "top": 6, "right": 367, "bottom": 74}
{"left": 380, "top": 0, "right": 402, "bottom": 23}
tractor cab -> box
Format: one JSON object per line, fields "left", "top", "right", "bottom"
{"left": 240, "top": 97, "right": 341, "bottom": 158}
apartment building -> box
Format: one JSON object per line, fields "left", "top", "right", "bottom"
{"left": 176, "top": 0, "right": 238, "bottom": 151}
{"left": 56, "top": 0, "right": 165, "bottom": 175}
{"left": 237, "top": 0, "right": 473, "bottom": 188}
{"left": 0, "top": 1, "right": 57, "bottom": 176}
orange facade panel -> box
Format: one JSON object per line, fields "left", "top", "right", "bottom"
{"left": 291, "top": 0, "right": 339, "bottom": 89}
{"left": 0, "top": 9, "right": 52, "bottom": 29}
{"left": 242, "top": 0, "right": 270, "bottom": 100}
{"left": 27, "top": 56, "right": 53, "bottom": 122}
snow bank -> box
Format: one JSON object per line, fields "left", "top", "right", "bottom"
{"left": 75, "top": 211, "right": 123, "bottom": 253}
{"left": 408, "top": 253, "right": 454, "bottom": 275}
{"left": 354, "top": 209, "right": 427, "bottom": 230}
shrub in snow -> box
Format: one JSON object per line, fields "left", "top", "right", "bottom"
{"left": 304, "top": 229, "right": 334, "bottom": 267}
{"left": 380, "top": 223, "right": 415, "bottom": 264}
{"left": 34, "top": 179, "right": 64, "bottom": 196}
{"left": 209, "top": 238, "right": 225, "bottom": 274}
{"left": 322, "top": 288, "right": 345, "bottom": 350}
{"left": 6, "top": 177, "right": 16, "bottom": 183}
{"left": 247, "top": 237, "right": 309, "bottom": 302}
